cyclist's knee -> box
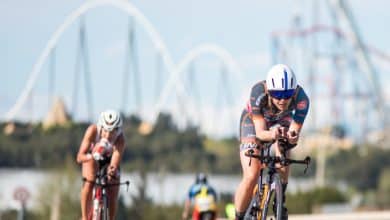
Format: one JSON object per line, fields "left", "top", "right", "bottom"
{"left": 82, "top": 181, "right": 94, "bottom": 192}
{"left": 278, "top": 169, "right": 290, "bottom": 183}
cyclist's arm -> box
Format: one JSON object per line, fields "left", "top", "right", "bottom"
{"left": 210, "top": 186, "right": 218, "bottom": 201}
{"left": 289, "top": 87, "right": 310, "bottom": 142}
{"left": 109, "top": 134, "right": 125, "bottom": 172}
{"left": 182, "top": 187, "right": 194, "bottom": 220}
{"left": 253, "top": 115, "right": 277, "bottom": 142}
{"left": 289, "top": 121, "right": 303, "bottom": 134}
{"left": 182, "top": 198, "right": 191, "bottom": 220}
{"left": 287, "top": 121, "right": 302, "bottom": 144}
{"left": 76, "top": 125, "right": 96, "bottom": 164}
{"left": 292, "top": 87, "right": 310, "bottom": 128}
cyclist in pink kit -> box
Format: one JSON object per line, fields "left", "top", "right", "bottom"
{"left": 76, "top": 110, "right": 125, "bottom": 220}
{"left": 234, "top": 64, "right": 310, "bottom": 220}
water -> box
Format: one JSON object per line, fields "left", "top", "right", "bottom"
{"left": 0, "top": 169, "right": 315, "bottom": 210}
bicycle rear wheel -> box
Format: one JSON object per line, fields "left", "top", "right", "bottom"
{"left": 244, "top": 182, "right": 263, "bottom": 220}
{"left": 244, "top": 197, "right": 260, "bottom": 220}
{"left": 199, "top": 211, "right": 215, "bottom": 220}
{"left": 260, "top": 183, "right": 271, "bottom": 220}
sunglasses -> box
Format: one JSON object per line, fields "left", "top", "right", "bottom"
{"left": 269, "top": 89, "right": 295, "bottom": 99}
{"left": 103, "top": 127, "right": 120, "bottom": 133}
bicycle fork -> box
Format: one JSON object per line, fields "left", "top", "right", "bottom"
{"left": 91, "top": 187, "right": 109, "bottom": 220}
{"left": 92, "top": 187, "right": 102, "bottom": 219}
{"left": 259, "top": 174, "right": 283, "bottom": 220}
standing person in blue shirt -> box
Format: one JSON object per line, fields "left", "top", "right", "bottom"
{"left": 234, "top": 64, "right": 310, "bottom": 220}
{"left": 182, "top": 173, "right": 218, "bottom": 220}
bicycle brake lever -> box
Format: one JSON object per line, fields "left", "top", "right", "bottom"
{"left": 304, "top": 165, "right": 308, "bottom": 174}
{"left": 247, "top": 149, "right": 254, "bottom": 166}
{"left": 126, "top": 181, "right": 130, "bottom": 192}
{"left": 280, "top": 157, "right": 288, "bottom": 166}
{"left": 303, "top": 156, "right": 311, "bottom": 174}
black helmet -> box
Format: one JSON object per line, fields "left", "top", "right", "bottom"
{"left": 196, "top": 173, "right": 208, "bottom": 184}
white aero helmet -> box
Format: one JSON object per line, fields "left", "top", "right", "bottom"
{"left": 97, "top": 110, "right": 123, "bottom": 131}
{"left": 266, "top": 64, "right": 297, "bottom": 99}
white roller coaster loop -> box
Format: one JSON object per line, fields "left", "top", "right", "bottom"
{"left": 151, "top": 43, "right": 245, "bottom": 124}
{"left": 6, "top": 0, "right": 245, "bottom": 127}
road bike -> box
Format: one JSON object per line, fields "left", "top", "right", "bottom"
{"left": 244, "top": 138, "right": 310, "bottom": 220}
{"left": 83, "top": 160, "right": 130, "bottom": 220}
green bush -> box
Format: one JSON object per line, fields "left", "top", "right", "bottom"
{"left": 286, "top": 187, "right": 347, "bottom": 214}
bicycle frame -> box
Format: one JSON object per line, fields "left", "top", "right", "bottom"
{"left": 85, "top": 161, "right": 130, "bottom": 220}
{"left": 91, "top": 185, "right": 109, "bottom": 220}
{"left": 89, "top": 162, "right": 110, "bottom": 220}
{"left": 258, "top": 150, "right": 283, "bottom": 220}
{"left": 245, "top": 141, "right": 310, "bottom": 220}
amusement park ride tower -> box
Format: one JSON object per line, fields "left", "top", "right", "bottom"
{"left": 271, "top": 0, "right": 388, "bottom": 186}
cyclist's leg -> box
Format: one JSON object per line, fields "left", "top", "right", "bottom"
{"left": 81, "top": 160, "right": 97, "bottom": 220}
{"left": 274, "top": 143, "right": 290, "bottom": 183}
{"left": 235, "top": 149, "right": 263, "bottom": 204}
{"left": 235, "top": 110, "right": 262, "bottom": 219}
{"left": 107, "top": 177, "right": 120, "bottom": 220}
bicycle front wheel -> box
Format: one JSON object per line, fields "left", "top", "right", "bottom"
{"left": 88, "top": 197, "right": 101, "bottom": 220}
{"left": 101, "top": 196, "right": 109, "bottom": 220}
{"left": 271, "top": 174, "right": 283, "bottom": 220}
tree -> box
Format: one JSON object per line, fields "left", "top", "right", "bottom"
{"left": 376, "top": 168, "right": 390, "bottom": 208}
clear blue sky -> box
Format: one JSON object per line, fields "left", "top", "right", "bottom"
{"left": 1, "top": 0, "right": 389, "bottom": 136}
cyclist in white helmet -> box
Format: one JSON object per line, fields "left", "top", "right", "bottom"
{"left": 234, "top": 64, "right": 310, "bottom": 220}
{"left": 76, "top": 109, "right": 125, "bottom": 220}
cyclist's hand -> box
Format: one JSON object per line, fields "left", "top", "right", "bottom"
{"left": 271, "top": 127, "right": 281, "bottom": 140}
{"left": 92, "top": 150, "right": 104, "bottom": 161}
{"left": 279, "top": 127, "right": 288, "bottom": 138}
{"left": 272, "top": 126, "right": 287, "bottom": 141}
{"left": 107, "top": 165, "right": 118, "bottom": 181}
{"left": 287, "top": 130, "right": 299, "bottom": 144}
